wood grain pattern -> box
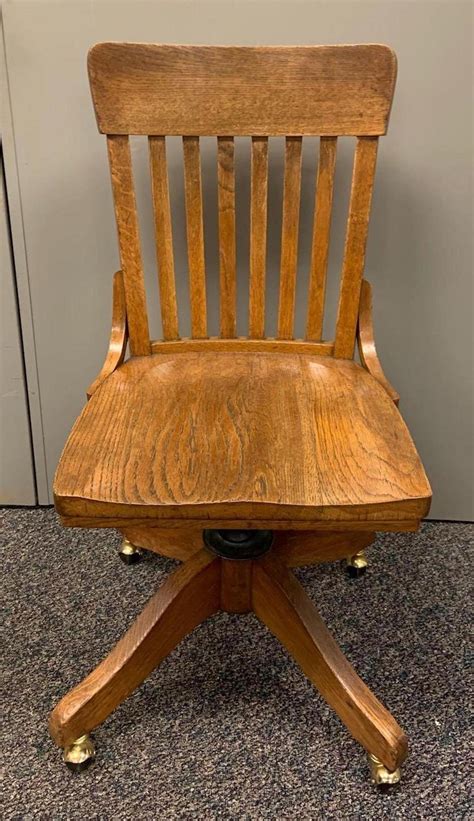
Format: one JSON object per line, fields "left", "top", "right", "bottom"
{"left": 217, "top": 137, "right": 236, "bottom": 337}
{"left": 357, "top": 279, "right": 399, "bottom": 405}
{"left": 107, "top": 136, "right": 150, "bottom": 355}
{"left": 149, "top": 136, "right": 179, "bottom": 340}
{"left": 86, "top": 271, "right": 128, "bottom": 400}
{"left": 54, "top": 352, "right": 431, "bottom": 524}
{"left": 253, "top": 555, "right": 408, "bottom": 771}
{"left": 88, "top": 44, "right": 397, "bottom": 136}
{"left": 183, "top": 137, "right": 207, "bottom": 338}
{"left": 334, "top": 137, "right": 378, "bottom": 358}
{"left": 278, "top": 137, "right": 303, "bottom": 339}
{"left": 249, "top": 137, "right": 268, "bottom": 338}
{"left": 306, "top": 137, "right": 337, "bottom": 341}
{"left": 49, "top": 550, "right": 220, "bottom": 747}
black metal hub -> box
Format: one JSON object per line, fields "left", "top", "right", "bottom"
{"left": 203, "top": 529, "right": 273, "bottom": 560}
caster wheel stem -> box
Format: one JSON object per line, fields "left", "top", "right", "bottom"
{"left": 119, "top": 538, "right": 144, "bottom": 565}
{"left": 63, "top": 734, "right": 96, "bottom": 771}
{"left": 368, "top": 753, "right": 401, "bottom": 788}
{"left": 346, "top": 550, "right": 368, "bottom": 578}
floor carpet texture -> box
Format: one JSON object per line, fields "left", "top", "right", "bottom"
{"left": 2, "top": 510, "right": 473, "bottom": 819}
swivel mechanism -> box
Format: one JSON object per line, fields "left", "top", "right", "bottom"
{"left": 203, "top": 529, "right": 273, "bottom": 560}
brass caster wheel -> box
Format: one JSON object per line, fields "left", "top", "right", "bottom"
{"left": 118, "top": 538, "right": 144, "bottom": 565}
{"left": 346, "top": 550, "right": 368, "bottom": 578}
{"left": 63, "top": 734, "right": 96, "bottom": 772}
{"left": 368, "top": 753, "right": 401, "bottom": 790}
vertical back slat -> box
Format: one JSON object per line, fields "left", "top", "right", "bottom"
{"left": 149, "top": 136, "right": 179, "bottom": 340}
{"left": 305, "top": 137, "right": 337, "bottom": 341}
{"left": 334, "top": 137, "right": 379, "bottom": 358}
{"left": 107, "top": 135, "right": 150, "bottom": 356}
{"left": 182, "top": 136, "right": 207, "bottom": 338}
{"left": 217, "top": 137, "right": 236, "bottom": 337}
{"left": 277, "top": 136, "right": 303, "bottom": 339}
{"left": 249, "top": 137, "right": 269, "bottom": 338}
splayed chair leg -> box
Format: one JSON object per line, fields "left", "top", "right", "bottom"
{"left": 49, "top": 549, "right": 220, "bottom": 765}
{"left": 252, "top": 553, "right": 407, "bottom": 780}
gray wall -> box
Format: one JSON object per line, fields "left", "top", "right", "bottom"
{"left": 0, "top": 152, "right": 36, "bottom": 504}
{"left": 2, "top": 0, "right": 473, "bottom": 519}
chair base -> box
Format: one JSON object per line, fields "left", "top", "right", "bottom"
{"left": 50, "top": 528, "right": 408, "bottom": 783}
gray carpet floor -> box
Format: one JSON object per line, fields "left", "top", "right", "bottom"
{"left": 2, "top": 509, "right": 473, "bottom": 820}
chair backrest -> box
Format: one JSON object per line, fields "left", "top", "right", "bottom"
{"left": 88, "top": 43, "right": 397, "bottom": 359}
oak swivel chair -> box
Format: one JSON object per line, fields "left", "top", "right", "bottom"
{"left": 50, "top": 43, "right": 432, "bottom": 786}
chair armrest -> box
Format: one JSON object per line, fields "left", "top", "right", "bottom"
{"left": 357, "top": 279, "right": 400, "bottom": 406}
{"left": 86, "top": 271, "right": 128, "bottom": 400}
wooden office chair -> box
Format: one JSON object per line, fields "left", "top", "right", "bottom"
{"left": 50, "top": 43, "right": 431, "bottom": 785}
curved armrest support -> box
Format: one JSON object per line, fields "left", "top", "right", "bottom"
{"left": 87, "top": 271, "right": 128, "bottom": 400}
{"left": 357, "top": 279, "right": 400, "bottom": 406}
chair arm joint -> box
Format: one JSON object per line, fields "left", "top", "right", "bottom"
{"left": 86, "top": 270, "right": 128, "bottom": 400}
{"left": 357, "top": 279, "right": 400, "bottom": 406}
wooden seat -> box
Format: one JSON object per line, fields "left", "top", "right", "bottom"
{"left": 50, "top": 42, "right": 432, "bottom": 785}
{"left": 55, "top": 351, "right": 430, "bottom": 527}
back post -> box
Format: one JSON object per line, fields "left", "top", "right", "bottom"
{"left": 107, "top": 135, "right": 151, "bottom": 356}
